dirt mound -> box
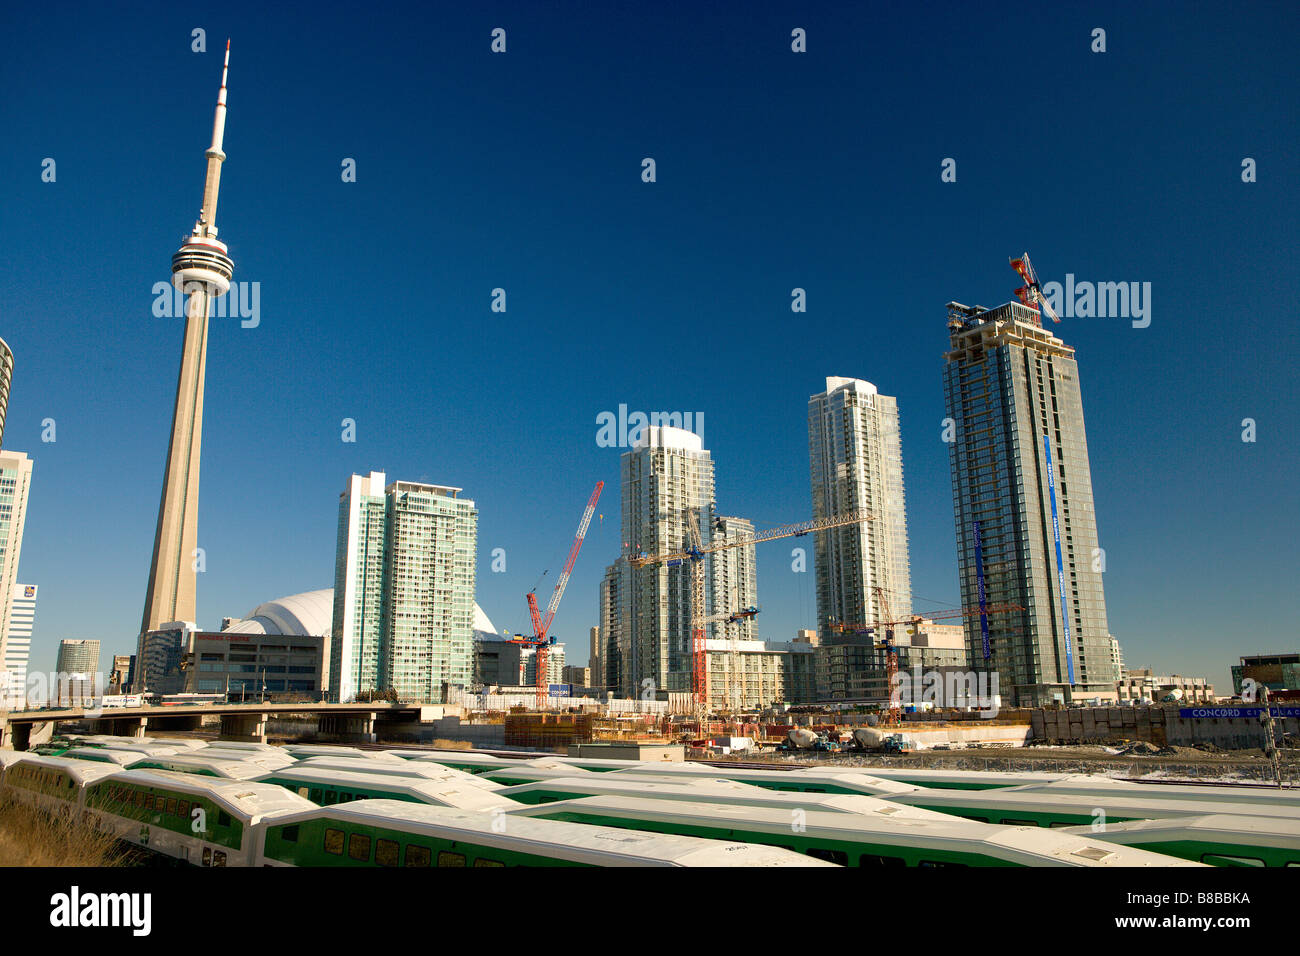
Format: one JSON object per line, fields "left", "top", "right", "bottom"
{"left": 1116, "top": 741, "right": 1179, "bottom": 757}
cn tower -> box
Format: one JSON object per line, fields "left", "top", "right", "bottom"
{"left": 138, "top": 42, "right": 234, "bottom": 643}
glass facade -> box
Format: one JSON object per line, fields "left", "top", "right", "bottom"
{"left": 618, "top": 427, "right": 716, "bottom": 698}
{"left": 944, "top": 303, "right": 1114, "bottom": 706}
{"left": 330, "top": 473, "right": 477, "bottom": 703}
{"left": 808, "top": 378, "right": 912, "bottom": 640}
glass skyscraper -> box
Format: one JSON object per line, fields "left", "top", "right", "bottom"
{"left": 330, "top": 471, "right": 478, "bottom": 703}
{"left": 616, "top": 426, "right": 716, "bottom": 698}
{"left": 807, "top": 377, "right": 913, "bottom": 639}
{"left": 943, "top": 301, "right": 1113, "bottom": 706}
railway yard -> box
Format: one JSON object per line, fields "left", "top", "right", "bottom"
{"left": 0, "top": 732, "right": 1296, "bottom": 868}
{"left": 729, "top": 743, "right": 1300, "bottom": 785}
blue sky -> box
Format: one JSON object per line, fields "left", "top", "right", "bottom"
{"left": 1, "top": 1, "right": 1296, "bottom": 691}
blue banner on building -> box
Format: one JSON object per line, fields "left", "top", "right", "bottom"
{"left": 1042, "top": 434, "right": 1075, "bottom": 685}
{"left": 1180, "top": 706, "right": 1300, "bottom": 719}
{"left": 973, "top": 520, "right": 990, "bottom": 660}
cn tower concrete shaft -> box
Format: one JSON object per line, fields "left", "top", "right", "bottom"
{"left": 139, "top": 42, "right": 234, "bottom": 637}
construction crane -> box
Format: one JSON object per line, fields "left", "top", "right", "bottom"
{"left": 706, "top": 602, "right": 762, "bottom": 718}
{"left": 831, "top": 598, "right": 1025, "bottom": 725}
{"left": 508, "top": 481, "right": 604, "bottom": 705}
{"left": 1009, "top": 253, "right": 1061, "bottom": 325}
{"left": 629, "top": 508, "right": 874, "bottom": 718}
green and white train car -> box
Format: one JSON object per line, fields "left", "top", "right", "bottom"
{"left": 0, "top": 754, "right": 119, "bottom": 815}
{"left": 130, "top": 754, "right": 270, "bottom": 780}
{"left": 81, "top": 734, "right": 198, "bottom": 751}
{"left": 1012, "top": 775, "right": 1300, "bottom": 812}
{"left": 835, "top": 766, "right": 1069, "bottom": 790}
{"left": 257, "top": 765, "right": 517, "bottom": 812}
{"left": 498, "top": 774, "right": 927, "bottom": 816}
{"left": 140, "top": 737, "right": 209, "bottom": 751}
{"left": 194, "top": 740, "right": 281, "bottom": 754}
{"left": 256, "top": 799, "right": 834, "bottom": 867}
{"left": 297, "top": 755, "right": 506, "bottom": 789}
{"left": 611, "top": 764, "right": 919, "bottom": 798}
{"left": 886, "top": 786, "right": 1298, "bottom": 827}
{"left": 479, "top": 764, "right": 603, "bottom": 786}
{"left": 0, "top": 751, "right": 31, "bottom": 771}
{"left": 544, "top": 756, "right": 680, "bottom": 773}
{"left": 86, "top": 740, "right": 184, "bottom": 758}
{"left": 406, "top": 750, "right": 544, "bottom": 775}
{"left": 280, "top": 744, "right": 401, "bottom": 762}
{"left": 510, "top": 795, "right": 1204, "bottom": 868}
{"left": 61, "top": 747, "right": 145, "bottom": 767}
{"left": 82, "top": 769, "right": 316, "bottom": 867}
{"left": 1062, "top": 813, "right": 1300, "bottom": 868}
{"left": 200, "top": 748, "right": 297, "bottom": 770}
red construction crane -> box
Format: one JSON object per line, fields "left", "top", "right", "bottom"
{"left": 510, "top": 481, "right": 603, "bottom": 705}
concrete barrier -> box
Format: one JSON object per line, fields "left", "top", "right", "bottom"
{"left": 1031, "top": 704, "right": 1298, "bottom": 750}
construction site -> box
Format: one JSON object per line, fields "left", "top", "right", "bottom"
{"left": 413, "top": 455, "right": 1297, "bottom": 787}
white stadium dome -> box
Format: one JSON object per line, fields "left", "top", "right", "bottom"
{"left": 223, "top": 588, "right": 498, "bottom": 639}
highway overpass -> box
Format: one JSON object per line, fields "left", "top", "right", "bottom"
{"left": 0, "top": 702, "right": 453, "bottom": 750}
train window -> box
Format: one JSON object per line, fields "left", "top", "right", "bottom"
{"left": 281, "top": 825, "right": 300, "bottom": 843}
{"left": 473, "top": 858, "right": 505, "bottom": 867}
{"left": 217, "top": 811, "right": 232, "bottom": 828}
{"left": 297, "top": 787, "right": 310, "bottom": 798}
{"left": 166, "top": 798, "right": 178, "bottom": 815}
{"left": 310, "top": 789, "right": 323, "bottom": 803}
{"left": 155, "top": 796, "right": 167, "bottom": 812}
{"left": 323, "top": 828, "right": 345, "bottom": 855}
{"left": 213, "top": 851, "right": 227, "bottom": 867}
{"left": 807, "top": 848, "right": 849, "bottom": 865}
{"left": 347, "top": 834, "right": 371, "bottom": 862}
{"left": 325, "top": 790, "right": 337, "bottom": 805}
{"left": 437, "top": 851, "right": 466, "bottom": 867}
{"left": 340, "top": 792, "right": 353, "bottom": 802}
{"left": 1003, "top": 819, "right": 1038, "bottom": 827}
{"left": 405, "top": 845, "right": 432, "bottom": 867}
{"left": 202, "top": 847, "right": 212, "bottom": 866}
{"left": 919, "top": 860, "right": 968, "bottom": 868}
{"left": 134, "top": 791, "right": 146, "bottom": 806}
{"left": 1048, "top": 822, "right": 1075, "bottom": 829}
{"left": 1201, "top": 854, "right": 1264, "bottom": 867}
{"left": 375, "top": 839, "right": 399, "bottom": 867}
{"left": 859, "top": 854, "right": 905, "bottom": 867}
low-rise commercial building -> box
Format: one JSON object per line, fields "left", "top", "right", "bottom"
{"left": 1116, "top": 668, "right": 1214, "bottom": 704}
{"left": 190, "top": 631, "right": 326, "bottom": 699}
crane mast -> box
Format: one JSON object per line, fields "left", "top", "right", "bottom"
{"left": 630, "top": 508, "right": 874, "bottom": 719}
{"left": 515, "top": 481, "right": 603, "bottom": 705}
{"left": 832, "top": 601, "right": 1025, "bottom": 723}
